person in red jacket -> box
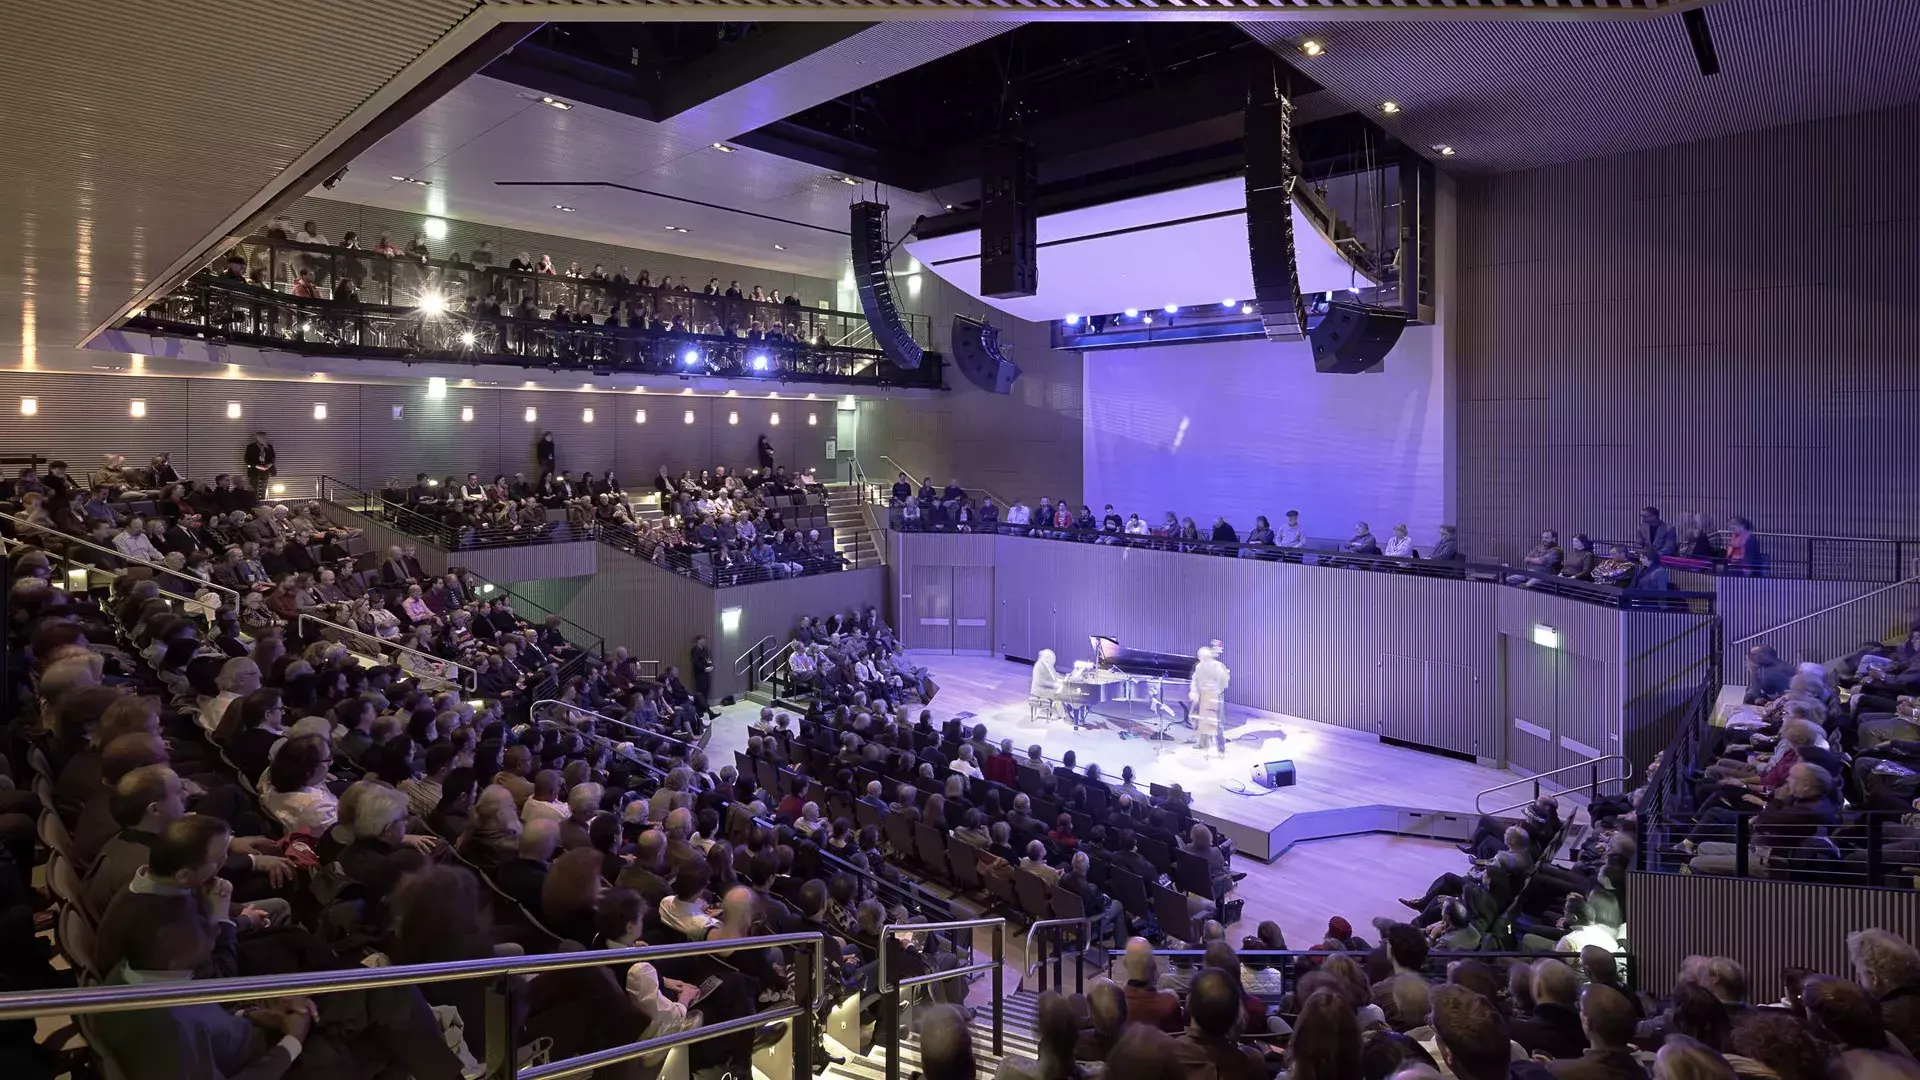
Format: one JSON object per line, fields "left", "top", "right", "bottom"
{"left": 984, "top": 738, "right": 1019, "bottom": 786}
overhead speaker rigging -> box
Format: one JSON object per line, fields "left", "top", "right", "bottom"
{"left": 980, "top": 137, "right": 1038, "bottom": 299}
{"left": 950, "top": 316, "right": 1019, "bottom": 396}
{"left": 1243, "top": 96, "right": 1308, "bottom": 343}
{"left": 850, "top": 201, "right": 923, "bottom": 371}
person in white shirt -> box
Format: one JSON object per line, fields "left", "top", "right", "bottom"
{"left": 519, "top": 770, "right": 571, "bottom": 825}
{"left": 1275, "top": 510, "right": 1306, "bottom": 548}
{"left": 659, "top": 865, "right": 719, "bottom": 938}
{"left": 795, "top": 802, "right": 827, "bottom": 836}
{"left": 1006, "top": 501, "right": 1032, "bottom": 525}
{"left": 295, "top": 220, "right": 331, "bottom": 246}
{"left": 114, "top": 517, "right": 164, "bottom": 562}
{"left": 1124, "top": 514, "right": 1149, "bottom": 536}
{"left": 1382, "top": 523, "right": 1416, "bottom": 558}
{"left": 949, "top": 744, "right": 983, "bottom": 779}
{"left": 599, "top": 889, "right": 704, "bottom": 1035}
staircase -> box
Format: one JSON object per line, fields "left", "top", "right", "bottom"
{"left": 822, "top": 989, "right": 1042, "bottom": 1080}
{"left": 826, "top": 486, "right": 880, "bottom": 568}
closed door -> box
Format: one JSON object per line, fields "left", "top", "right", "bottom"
{"left": 907, "top": 564, "right": 952, "bottom": 651}
{"left": 1375, "top": 654, "right": 1427, "bottom": 745}
{"left": 1502, "top": 634, "right": 1560, "bottom": 775}
{"left": 1376, "top": 655, "right": 1481, "bottom": 757}
{"left": 1555, "top": 652, "right": 1614, "bottom": 771}
{"left": 952, "top": 566, "right": 994, "bottom": 654}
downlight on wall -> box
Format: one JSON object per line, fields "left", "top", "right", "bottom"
{"left": 1533, "top": 624, "right": 1560, "bottom": 650}
{"left": 226, "top": 402, "right": 242, "bottom": 419}
{"left": 129, "top": 399, "right": 146, "bottom": 418}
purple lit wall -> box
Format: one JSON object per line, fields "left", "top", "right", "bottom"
{"left": 1081, "top": 326, "right": 1452, "bottom": 547}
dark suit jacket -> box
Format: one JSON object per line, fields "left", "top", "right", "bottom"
{"left": 94, "top": 968, "right": 297, "bottom": 1080}
{"left": 1546, "top": 1048, "right": 1650, "bottom": 1080}
{"left": 496, "top": 856, "right": 549, "bottom": 916}
{"left": 1511, "top": 1003, "right": 1589, "bottom": 1060}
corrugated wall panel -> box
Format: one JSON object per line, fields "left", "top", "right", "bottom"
{"left": 1712, "top": 577, "right": 1920, "bottom": 672}
{"left": 1621, "top": 611, "right": 1717, "bottom": 773}
{"left": 0, "top": 372, "right": 836, "bottom": 495}
{"left": 1629, "top": 871, "right": 1920, "bottom": 1000}
{"left": 1458, "top": 102, "right": 1920, "bottom": 561}
{"left": 448, "top": 541, "right": 598, "bottom": 584}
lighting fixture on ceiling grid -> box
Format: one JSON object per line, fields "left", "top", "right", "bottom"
{"left": 710, "top": 143, "right": 735, "bottom": 153}
{"left": 1298, "top": 39, "right": 1325, "bottom": 57}
{"left": 389, "top": 175, "right": 430, "bottom": 186}
{"left": 772, "top": 244, "right": 785, "bottom": 251}
{"left": 1381, "top": 101, "right": 1401, "bottom": 115}
{"left": 554, "top": 204, "right": 576, "bottom": 212}
{"left": 537, "top": 95, "right": 572, "bottom": 111}
{"left": 829, "top": 174, "right": 861, "bottom": 187}
{"left": 1432, "top": 144, "right": 1457, "bottom": 156}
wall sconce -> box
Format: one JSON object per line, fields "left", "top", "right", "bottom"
{"left": 524, "top": 407, "right": 537, "bottom": 423}
{"left": 129, "top": 399, "right": 146, "bottom": 418}
{"left": 635, "top": 410, "right": 647, "bottom": 424}
{"left": 1533, "top": 624, "right": 1560, "bottom": 650}
{"left": 313, "top": 403, "right": 327, "bottom": 420}
{"left": 770, "top": 412, "right": 780, "bottom": 426}
{"left": 226, "top": 402, "right": 242, "bottom": 419}
{"left": 728, "top": 411, "right": 738, "bottom": 425}
{"left": 427, "top": 377, "right": 447, "bottom": 399}
{"left": 582, "top": 408, "right": 594, "bottom": 424}
{"left": 808, "top": 413, "right": 818, "bottom": 426}
{"left": 684, "top": 411, "right": 695, "bottom": 425}
{"left": 461, "top": 407, "right": 474, "bottom": 423}
{"left": 721, "top": 607, "right": 742, "bottom": 634}
{"left": 19, "top": 397, "right": 37, "bottom": 416}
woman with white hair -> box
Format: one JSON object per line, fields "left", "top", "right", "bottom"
{"left": 1848, "top": 929, "right": 1920, "bottom": 1051}
{"left": 459, "top": 783, "right": 523, "bottom": 869}
{"left": 1682, "top": 763, "right": 1839, "bottom": 876}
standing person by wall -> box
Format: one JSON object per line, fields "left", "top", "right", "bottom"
{"left": 690, "top": 635, "right": 716, "bottom": 717}
{"left": 243, "top": 431, "right": 276, "bottom": 499}
{"left": 536, "top": 430, "right": 556, "bottom": 475}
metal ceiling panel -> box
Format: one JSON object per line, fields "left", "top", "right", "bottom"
{"left": 1244, "top": 0, "right": 1920, "bottom": 172}
{"left": 493, "top": 0, "right": 1706, "bottom": 15}
{"left": 0, "top": 0, "right": 479, "bottom": 350}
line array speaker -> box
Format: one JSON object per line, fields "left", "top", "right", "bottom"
{"left": 950, "top": 316, "right": 1020, "bottom": 395}
{"left": 980, "top": 138, "right": 1038, "bottom": 299}
{"left": 1244, "top": 97, "right": 1308, "bottom": 342}
{"left": 1310, "top": 300, "right": 1409, "bottom": 374}
{"left": 850, "top": 202, "right": 923, "bottom": 370}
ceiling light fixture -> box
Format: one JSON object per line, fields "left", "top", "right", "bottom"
{"left": 1299, "top": 39, "right": 1325, "bottom": 57}
{"left": 772, "top": 244, "right": 785, "bottom": 251}
{"left": 554, "top": 204, "right": 576, "bottom": 212}
{"left": 1381, "top": 101, "right": 1401, "bottom": 115}
{"left": 711, "top": 143, "right": 735, "bottom": 153}
{"left": 830, "top": 174, "right": 861, "bottom": 187}
{"left": 943, "top": 204, "right": 955, "bottom": 211}
{"left": 389, "top": 175, "right": 431, "bottom": 186}
{"left": 538, "top": 96, "right": 573, "bottom": 111}
{"left": 461, "top": 406, "right": 474, "bottom": 423}
{"left": 1432, "top": 144, "right": 1457, "bottom": 156}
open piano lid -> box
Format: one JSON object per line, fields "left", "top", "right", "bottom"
{"left": 1090, "top": 635, "right": 1195, "bottom": 681}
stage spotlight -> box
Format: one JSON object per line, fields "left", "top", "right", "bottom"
{"left": 1123, "top": 308, "right": 1138, "bottom": 318}
{"left": 750, "top": 353, "right": 770, "bottom": 371}
{"left": 1221, "top": 299, "right": 1235, "bottom": 308}
{"left": 458, "top": 330, "right": 476, "bottom": 346}
{"left": 681, "top": 348, "right": 700, "bottom": 366}
{"left": 417, "top": 293, "right": 446, "bottom": 315}
{"left": 1065, "top": 314, "right": 1081, "bottom": 326}
{"left": 1164, "top": 304, "right": 1179, "bottom": 314}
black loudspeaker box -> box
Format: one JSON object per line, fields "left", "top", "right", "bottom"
{"left": 850, "top": 202, "right": 924, "bottom": 370}
{"left": 950, "top": 316, "right": 1020, "bottom": 395}
{"left": 980, "top": 138, "right": 1038, "bottom": 299}
{"left": 1310, "top": 300, "right": 1409, "bottom": 374}
{"left": 1251, "top": 759, "right": 1297, "bottom": 789}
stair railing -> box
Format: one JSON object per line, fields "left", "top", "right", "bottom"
{"left": 1729, "top": 572, "right": 1920, "bottom": 650}
{"left": 878, "top": 916, "right": 1007, "bottom": 1080}
{"left": 296, "top": 612, "right": 477, "bottom": 692}
{"left": 0, "top": 510, "right": 240, "bottom": 608}
{"left": 1475, "top": 753, "right": 1633, "bottom": 816}
{"left": 0, "top": 932, "right": 829, "bottom": 1080}
{"left": 755, "top": 638, "right": 800, "bottom": 688}
{"left": 530, "top": 698, "right": 696, "bottom": 756}
{"left": 1026, "top": 916, "right": 1094, "bottom": 994}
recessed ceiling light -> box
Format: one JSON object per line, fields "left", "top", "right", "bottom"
{"left": 1381, "top": 101, "right": 1401, "bottom": 115}
{"left": 388, "top": 175, "right": 430, "bottom": 186}
{"left": 538, "top": 96, "right": 573, "bottom": 111}
{"left": 1298, "top": 39, "right": 1325, "bottom": 57}
{"left": 831, "top": 174, "right": 861, "bottom": 186}
{"left": 554, "top": 204, "right": 576, "bottom": 212}
{"left": 711, "top": 143, "right": 735, "bottom": 153}
{"left": 772, "top": 244, "right": 785, "bottom": 251}
{"left": 1432, "top": 144, "right": 1457, "bottom": 157}
{"left": 943, "top": 204, "right": 955, "bottom": 211}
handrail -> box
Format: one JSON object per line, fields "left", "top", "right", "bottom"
{"left": 878, "top": 917, "right": 1006, "bottom": 1080}
{"left": 734, "top": 634, "right": 776, "bottom": 674}
{"left": 1475, "top": 753, "right": 1633, "bottom": 815}
{"left": 532, "top": 698, "right": 697, "bottom": 754}
{"left": 460, "top": 568, "right": 605, "bottom": 656}
{"left": 756, "top": 637, "right": 800, "bottom": 683}
{"left": 296, "top": 612, "right": 478, "bottom": 691}
{"left": 0, "top": 510, "right": 241, "bottom": 605}
{"left": 878, "top": 455, "right": 1009, "bottom": 512}
{"left": 0, "top": 931, "right": 828, "bottom": 1080}
{"left": 1025, "top": 916, "right": 1094, "bottom": 993}
{"left": 1729, "top": 573, "right": 1920, "bottom": 647}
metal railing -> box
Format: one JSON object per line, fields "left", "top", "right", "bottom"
{"left": 1476, "top": 754, "right": 1634, "bottom": 815}
{"left": 878, "top": 917, "right": 1006, "bottom": 1080}
{"left": 734, "top": 635, "right": 777, "bottom": 676}
{"left": 215, "top": 233, "right": 930, "bottom": 349}
{"left": 1729, "top": 573, "right": 1920, "bottom": 649}
{"left": 133, "top": 272, "right": 941, "bottom": 390}
{"left": 876, "top": 456, "right": 1009, "bottom": 514}
{"left": 0, "top": 932, "right": 829, "bottom": 1080}
{"left": 1025, "top": 917, "right": 1094, "bottom": 994}
{"left": 297, "top": 612, "right": 477, "bottom": 692}
{"left": 596, "top": 516, "right": 852, "bottom": 589}
{"left": 1139, "top": 948, "right": 1631, "bottom": 995}
{"left": 0, "top": 510, "right": 242, "bottom": 607}
{"left": 533, "top": 698, "right": 694, "bottom": 756}
{"left": 459, "top": 569, "right": 606, "bottom": 658}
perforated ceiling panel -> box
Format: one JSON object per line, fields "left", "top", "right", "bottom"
{"left": 0, "top": 1, "right": 480, "bottom": 352}
{"left": 493, "top": 0, "right": 1700, "bottom": 12}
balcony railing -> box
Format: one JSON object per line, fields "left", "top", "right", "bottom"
{"left": 130, "top": 273, "right": 943, "bottom": 389}
{"left": 319, "top": 475, "right": 598, "bottom": 552}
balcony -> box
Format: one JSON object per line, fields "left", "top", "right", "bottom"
{"left": 124, "top": 237, "right": 942, "bottom": 390}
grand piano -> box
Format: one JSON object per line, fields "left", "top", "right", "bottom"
{"left": 1047, "top": 636, "right": 1196, "bottom": 736}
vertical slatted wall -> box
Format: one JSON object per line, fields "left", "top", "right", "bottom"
{"left": 1457, "top": 102, "right": 1920, "bottom": 559}
{"left": 1629, "top": 871, "right": 1920, "bottom": 1000}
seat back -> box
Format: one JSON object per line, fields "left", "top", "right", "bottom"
{"left": 884, "top": 811, "right": 916, "bottom": 860}
{"left": 914, "top": 822, "right": 949, "bottom": 878}
{"left": 1014, "top": 869, "right": 1053, "bottom": 921}
{"left": 1050, "top": 885, "right": 1087, "bottom": 921}
{"left": 1152, "top": 883, "right": 1198, "bottom": 944}
{"left": 854, "top": 800, "right": 881, "bottom": 831}
{"left": 38, "top": 808, "right": 77, "bottom": 866}
{"left": 1136, "top": 834, "right": 1172, "bottom": 870}
{"left": 947, "top": 838, "right": 983, "bottom": 891}
{"left": 1109, "top": 867, "right": 1150, "bottom": 921}
{"left": 59, "top": 903, "right": 99, "bottom": 978}
{"left": 1173, "top": 848, "right": 1216, "bottom": 899}
{"left": 984, "top": 864, "right": 1018, "bottom": 908}
{"left": 47, "top": 850, "right": 86, "bottom": 913}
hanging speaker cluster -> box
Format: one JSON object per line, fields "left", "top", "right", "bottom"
{"left": 950, "top": 316, "right": 1019, "bottom": 395}
{"left": 1244, "top": 97, "right": 1308, "bottom": 343}
{"left": 850, "top": 202, "right": 923, "bottom": 370}
{"left": 1245, "top": 98, "right": 1410, "bottom": 373}
{"left": 980, "top": 138, "right": 1038, "bottom": 299}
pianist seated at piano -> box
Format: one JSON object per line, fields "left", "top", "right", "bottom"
{"left": 1030, "top": 648, "right": 1067, "bottom": 706}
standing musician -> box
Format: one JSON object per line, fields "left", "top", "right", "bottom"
{"left": 1189, "top": 645, "right": 1231, "bottom": 754}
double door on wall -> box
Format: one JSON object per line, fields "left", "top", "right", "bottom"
{"left": 901, "top": 564, "right": 994, "bottom": 654}
{"left": 1500, "top": 634, "right": 1615, "bottom": 777}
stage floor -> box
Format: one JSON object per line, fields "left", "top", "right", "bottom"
{"left": 899, "top": 653, "right": 1520, "bottom": 861}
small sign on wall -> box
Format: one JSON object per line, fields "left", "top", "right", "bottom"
{"left": 825, "top": 439, "right": 838, "bottom": 458}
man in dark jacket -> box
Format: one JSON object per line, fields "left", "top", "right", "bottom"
{"left": 1510, "top": 959, "right": 1589, "bottom": 1061}
{"left": 1546, "top": 984, "right": 1647, "bottom": 1080}
{"left": 243, "top": 431, "right": 276, "bottom": 499}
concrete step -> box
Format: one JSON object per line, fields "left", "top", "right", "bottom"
{"left": 821, "top": 991, "right": 1043, "bottom": 1080}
